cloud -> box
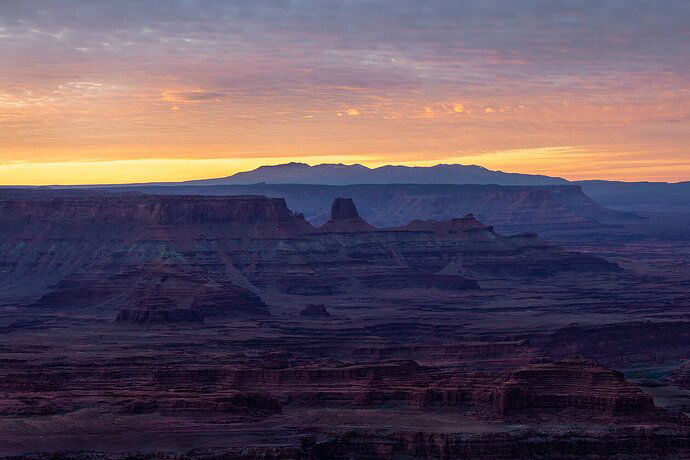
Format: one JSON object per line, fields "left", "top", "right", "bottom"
{"left": 422, "top": 107, "right": 435, "bottom": 119}
{"left": 161, "top": 90, "right": 226, "bottom": 103}
{"left": 0, "top": 0, "right": 688, "bottom": 181}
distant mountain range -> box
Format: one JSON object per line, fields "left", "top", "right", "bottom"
{"left": 7, "top": 162, "right": 688, "bottom": 216}
{"left": 184, "top": 162, "right": 568, "bottom": 186}
{"left": 179, "top": 162, "right": 689, "bottom": 213}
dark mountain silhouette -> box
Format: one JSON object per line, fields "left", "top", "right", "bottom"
{"left": 184, "top": 162, "right": 568, "bottom": 186}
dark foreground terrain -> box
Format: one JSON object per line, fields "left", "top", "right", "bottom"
{"left": 0, "top": 189, "right": 689, "bottom": 458}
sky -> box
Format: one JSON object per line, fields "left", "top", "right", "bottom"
{"left": 0, "top": 0, "right": 689, "bottom": 185}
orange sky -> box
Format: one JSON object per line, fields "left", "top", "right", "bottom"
{"left": 1, "top": 1, "right": 689, "bottom": 185}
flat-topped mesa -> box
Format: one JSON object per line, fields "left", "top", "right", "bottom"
{"left": 331, "top": 197, "right": 362, "bottom": 220}
{"left": 319, "top": 197, "right": 376, "bottom": 232}
{"left": 0, "top": 193, "right": 315, "bottom": 236}
{"left": 0, "top": 190, "right": 620, "bottom": 304}
{"left": 488, "top": 357, "right": 664, "bottom": 422}
{"left": 392, "top": 213, "right": 490, "bottom": 237}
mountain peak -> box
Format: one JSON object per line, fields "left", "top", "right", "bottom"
{"left": 255, "top": 162, "right": 310, "bottom": 170}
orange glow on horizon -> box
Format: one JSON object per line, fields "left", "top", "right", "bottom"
{"left": 2, "top": 146, "right": 689, "bottom": 186}
{"left": 1, "top": 3, "right": 688, "bottom": 184}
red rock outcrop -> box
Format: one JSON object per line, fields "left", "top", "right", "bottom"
{"left": 0, "top": 190, "right": 655, "bottom": 457}
{"left": 393, "top": 213, "right": 487, "bottom": 236}
{"left": 318, "top": 197, "right": 376, "bottom": 232}
{"left": 487, "top": 357, "right": 662, "bottom": 421}
{"left": 0, "top": 192, "right": 619, "bottom": 307}
{"left": 0, "top": 193, "right": 314, "bottom": 235}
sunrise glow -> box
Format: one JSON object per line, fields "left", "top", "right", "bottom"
{"left": 1, "top": 1, "right": 688, "bottom": 184}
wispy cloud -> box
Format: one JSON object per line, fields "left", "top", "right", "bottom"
{"left": 0, "top": 0, "right": 688, "bottom": 182}
{"left": 161, "top": 90, "right": 227, "bottom": 103}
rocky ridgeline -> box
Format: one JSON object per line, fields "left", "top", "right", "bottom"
{"left": 2, "top": 351, "right": 688, "bottom": 458}
{"left": 1, "top": 347, "right": 679, "bottom": 422}
{"left": 0, "top": 191, "right": 619, "bottom": 313}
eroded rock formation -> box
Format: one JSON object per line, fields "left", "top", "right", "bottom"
{"left": 0, "top": 192, "right": 618, "bottom": 310}
{"left": 318, "top": 197, "right": 376, "bottom": 232}
{"left": 1, "top": 189, "right": 669, "bottom": 458}
{"left": 489, "top": 357, "right": 663, "bottom": 421}
{"left": 33, "top": 263, "right": 270, "bottom": 320}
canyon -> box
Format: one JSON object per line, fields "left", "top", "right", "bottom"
{"left": 0, "top": 189, "right": 689, "bottom": 458}
{"left": 83, "top": 182, "right": 637, "bottom": 234}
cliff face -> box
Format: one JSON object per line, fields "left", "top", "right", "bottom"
{"left": 318, "top": 197, "right": 376, "bottom": 232}
{"left": 0, "top": 193, "right": 312, "bottom": 231}
{"left": 491, "top": 358, "right": 660, "bottom": 421}
{"left": 104, "top": 183, "right": 635, "bottom": 233}
{"left": 7, "top": 354, "right": 687, "bottom": 458}
{"left": 0, "top": 191, "right": 617, "bottom": 310}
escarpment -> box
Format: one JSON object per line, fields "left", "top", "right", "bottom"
{"left": 0, "top": 191, "right": 618, "bottom": 309}
{"left": 489, "top": 357, "right": 661, "bottom": 421}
